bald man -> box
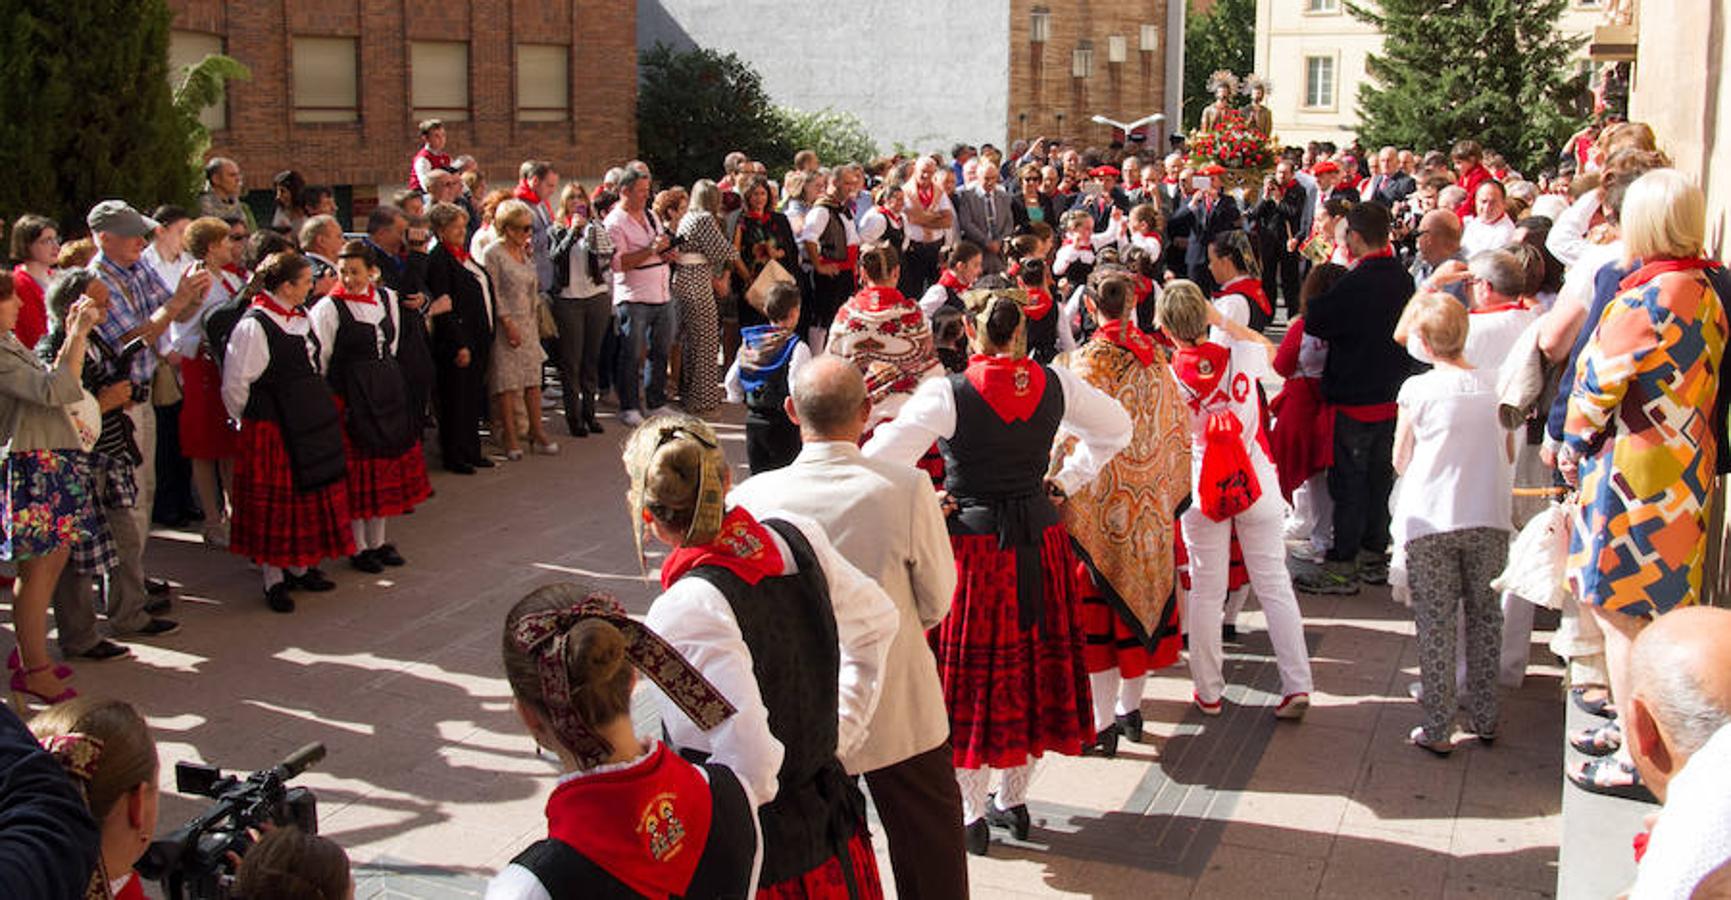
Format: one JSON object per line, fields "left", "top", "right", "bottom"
{"left": 1410, "top": 209, "right": 1468, "bottom": 304}
{"left": 729, "top": 356, "right": 966, "bottom": 900}
{"left": 1625, "top": 606, "right": 1731, "bottom": 899}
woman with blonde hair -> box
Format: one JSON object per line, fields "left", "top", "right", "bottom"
{"left": 623, "top": 414, "right": 897, "bottom": 897}
{"left": 672, "top": 180, "right": 741, "bottom": 414}
{"left": 31, "top": 697, "right": 162, "bottom": 898}
{"left": 483, "top": 199, "right": 557, "bottom": 460}
{"left": 552, "top": 181, "right": 591, "bottom": 230}
{"left": 864, "top": 287, "right": 1131, "bottom": 854}
{"left": 1560, "top": 169, "right": 1727, "bottom": 798}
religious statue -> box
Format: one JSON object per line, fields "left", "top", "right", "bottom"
{"left": 1244, "top": 74, "right": 1273, "bottom": 138}
{"left": 1199, "top": 70, "right": 1240, "bottom": 133}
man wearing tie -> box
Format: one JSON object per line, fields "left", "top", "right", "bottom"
{"left": 956, "top": 161, "right": 1016, "bottom": 274}
{"left": 1168, "top": 164, "right": 1242, "bottom": 292}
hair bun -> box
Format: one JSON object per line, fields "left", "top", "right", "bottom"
{"left": 567, "top": 619, "right": 627, "bottom": 685}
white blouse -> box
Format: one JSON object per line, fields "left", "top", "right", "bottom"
{"left": 861, "top": 362, "right": 1132, "bottom": 496}
{"left": 643, "top": 510, "right": 898, "bottom": 808}
{"left": 221, "top": 302, "right": 318, "bottom": 421}
{"left": 308, "top": 287, "right": 403, "bottom": 374}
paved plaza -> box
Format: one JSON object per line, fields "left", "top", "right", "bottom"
{"left": 71, "top": 407, "right": 1579, "bottom": 899}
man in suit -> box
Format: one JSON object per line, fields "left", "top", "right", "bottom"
{"left": 730, "top": 356, "right": 967, "bottom": 900}
{"left": 955, "top": 160, "right": 1016, "bottom": 274}
{"left": 1172, "top": 164, "right": 1243, "bottom": 292}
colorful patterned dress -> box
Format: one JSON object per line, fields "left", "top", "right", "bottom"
{"left": 1564, "top": 261, "right": 1727, "bottom": 616}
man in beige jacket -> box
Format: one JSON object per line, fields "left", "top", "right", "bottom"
{"left": 730, "top": 355, "right": 966, "bottom": 900}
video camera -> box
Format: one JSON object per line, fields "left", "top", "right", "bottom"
{"left": 137, "top": 742, "right": 327, "bottom": 900}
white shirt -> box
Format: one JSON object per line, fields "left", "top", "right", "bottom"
{"left": 901, "top": 187, "right": 954, "bottom": 244}
{"left": 166, "top": 269, "right": 245, "bottom": 360}
{"left": 643, "top": 511, "right": 898, "bottom": 806}
{"left": 1209, "top": 284, "right": 1251, "bottom": 345}
{"left": 796, "top": 205, "right": 859, "bottom": 272}
{"left": 861, "top": 363, "right": 1132, "bottom": 496}
{"left": 1631, "top": 724, "right": 1731, "bottom": 900}
{"left": 729, "top": 442, "right": 957, "bottom": 775}
{"left": 723, "top": 338, "right": 811, "bottom": 404}
{"left": 221, "top": 300, "right": 318, "bottom": 421}
{"left": 1461, "top": 214, "right": 1518, "bottom": 257}
{"left": 142, "top": 243, "right": 193, "bottom": 294}
{"left": 855, "top": 207, "right": 903, "bottom": 249}
{"left": 308, "top": 288, "right": 402, "bottom": 374}
{"left": 1392, "top": 366, "right": 1512, "bottom": 545}
{"left": 1546, "top": 188, "right": 1601, "bottom": 269}
{"left": 1463, "top": 304, "right": 1538, "bottom": 373}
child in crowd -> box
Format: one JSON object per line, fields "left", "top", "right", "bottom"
{"left": 1017, "top": 257, "right": 1061, "bottom": 364}
{"left": 725, "top": 282, "right": 810, "bottom": 474}
{"left": 919, "top": 240, "right": 983, "bottom": 320}
{"left": 1128, "top": 203, "right": 1164, "bottom": 262}
{"left": 1273, "top": 264, "right": 1348, "bottom": 564}
{"left": 1390, "top": 291, "right": 1511, "bottom": 755}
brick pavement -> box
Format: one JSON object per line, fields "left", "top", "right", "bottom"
{"left": 52, "top": 407, "right": 1565, "bottom": 899}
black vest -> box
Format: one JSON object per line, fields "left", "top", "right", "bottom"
{"left": 322, "top": 295, "right": 415, "bottom": 456}
{"left": 743, "top": 358, "right": 794, "bottom": 427}
{"left": 880, "top": 217, "right": 905, "bottom": 252}
{"left": 241, "top": 311, "right": 346, "bottom": 492}
{"left": 816, "top": 203, "right": 849, "bottom": 263}
{"left": 941, "top": 368, "right": 1067, "bottom": 629}
{"left": 684, "top": 519, "right": 867, "bottom": 890}
{"left": 1025, "top": 311, "right": 1060, "bottom": 365}
{"left": 508, "top": 762, "right": 757, "bottom": 900}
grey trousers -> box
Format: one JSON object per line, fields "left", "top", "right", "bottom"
{"left": 52, "top": 489, "right": 151, "bottom": 655}
{"left": 1408, "top": 527, "right": 1508, "bottom": 741}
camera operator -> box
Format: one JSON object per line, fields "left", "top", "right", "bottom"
{"left": 41, "top": 272, "right": 181, "bottom": 666}
{"left": 0, "top": 704, "right": 101, "bottom": 899}
{"left": 30, "top": 697, "right": 161, "bottom": 900}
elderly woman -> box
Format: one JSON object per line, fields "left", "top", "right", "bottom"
{"left": 671, "top": 180, "right": 740, "bottom": 415}
{"left": 1560, "top": 169, "right": 1727, "bottom": 799}
{"left": 0, "top": 274, "right": 104, "bottom": 705}
{"left": 483, "top": 200, "right": 557, "bottom": 461}
{"left": 425, "top": 202, "right": 495, "bottom": 473}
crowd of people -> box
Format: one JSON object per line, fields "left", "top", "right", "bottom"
{"left": 1, "top": 106, "right": 1729, "bottom": 899}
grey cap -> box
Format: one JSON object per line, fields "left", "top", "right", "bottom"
{"left": 86, "top": 200, "right": 159, "bottom": 238}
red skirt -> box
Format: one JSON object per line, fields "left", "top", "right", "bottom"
{"left": 937, "top": 524, "right": 1094, "bottom": 770}
{"left": 179, "top": 354, "right": 240, "bottom": 460}
{"left": 755, "top": 822, "right": 883, "bottom": 900}
{"left": 1175, "top": 518, "right": 1249, "bottom": 592}
{"left": 229, "top": 418, "right": 354, "bottom": 568}
{"left": 334, "top": 397, "right": 432, "bottom": 520}
{"left": 1080, "top": 564, "right": 1183, "bottom": 679}
{"left": 1268, "top": 376, "right": 1332, "bottom": 500}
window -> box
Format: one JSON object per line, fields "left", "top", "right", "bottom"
{"left": 292, "top": 37, "right": 358, "bottom": 123}
{"left": 411, "top": 41, "right": 469, "bottom": 121}
{"left": 1107, "top": 35, "right": 1127, "bottom": 64}
{"left": 168, "top": 30, "right": 226, "bottom": 131}
{"left": 1306, "top": 0, "right": 1340, "bottom": 11}
{"left": 516, "top": 44, "right": 569, "bottom": 122}
{"left": 1304, "top": 55, "right": 1336, "bottom": 109}
{"left": 1031, "top": 7, "right": 1051, "bottom": 43}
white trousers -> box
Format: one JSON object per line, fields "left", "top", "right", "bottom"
{"left": 1183, "top": 489, "right": 1314, "bottom": 704}
{"left": 1285, "top": 473, "right": 1334, "bottom": 553}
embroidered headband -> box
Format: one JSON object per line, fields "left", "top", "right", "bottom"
{"left": 44, "top": 733, "right": 105, "bottom": 786}
{"left": 510, "top": 591, "right": 735, "bottom": 768}
{"left": 961, "top": 287, "right": 1032, "bottom": 358}
{"left": 623, "top": 415, "right": 728, "bottom": 568}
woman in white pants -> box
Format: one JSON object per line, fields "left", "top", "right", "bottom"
{"left": 1158, "top": 281, "right": 1314, "bottom": 718}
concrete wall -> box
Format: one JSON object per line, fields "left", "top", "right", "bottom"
{"left": 639, "top": 0, "right": 1010, "bottom": 153}
{"left": 1629, "top": 0, "right": 1730, "bottom": 257}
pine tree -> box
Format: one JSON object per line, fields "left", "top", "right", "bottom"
{"left": 1183, "top": 0, "right": 1257, "bottom": 131}
{"left": 1349, "top": 0, "right": 1589, "bottom": 174}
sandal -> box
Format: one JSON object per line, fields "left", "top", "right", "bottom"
{"left": 1567, "top": 756, "right": 1656, "bottom": 802}
{"left": 1409, "top": 726, "right": 1454, "bottom": 757}
{"left": 1571, "top": 686, "right": 1616, "bottom": 719}
{"left": 1569, "top": 721, "right": 1622, "bottom": 757}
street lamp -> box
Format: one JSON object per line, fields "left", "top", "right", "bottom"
{"left": 1090, "top": 112, "right": 1166, "bottom": 133}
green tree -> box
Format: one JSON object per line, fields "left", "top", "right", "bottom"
{"left": 0, "top": 0, "right": 199, "bottom": 234}
{"left": 1182, "top": 0, "right": 1256, "bottom": 131}
{"left": 1350, "top": 0, "right": 1589, "bottom": 174}
{"left": 772, "top": 107, "right": 878, "bottom": 172}
{"left": 637, "top": 44, "right": 792, "bottom": 187}
{"left": 173, "top": 54, "right": 252, "bottom": 166}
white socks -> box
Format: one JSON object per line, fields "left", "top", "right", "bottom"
{"left": 350, "top": 517, "right": 388, "bottom": 552}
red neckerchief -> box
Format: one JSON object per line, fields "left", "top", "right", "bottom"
{"left": 113, "top": 873, "right": 146, "bottom": 900}
{"left": 964, "top": 354, "right": 1047, "bottom": 423}
{"left": 221, "top": 262, "right": 246, "bottom": 277}
{"left": 514, "top": 181, "right": 545, "bottom": 211}
{"left": 252, "top": 292, "right": 306, "bottom": 319}
{"left": 1096, "top": 319, "right": 1157, "bottom": 366}
{"left": 331, "top": 284, "right": 378, "bottom": 305}
{"left": 1023, "top": 287, "right": 1054, "bottom": 320}
{"left": 442, "top": 240, "right": 471, "bottom": 264}
{"left": 938, "top": 269, "right": 969, "bottom": 294}
{"left": 742, "top": 209, "right": 770, "bottom": 225}
{"left": 1471, "top": 301, "right": 1526, "bottom": 315}
{"left": 874, "top": 205, "right": 903, "bottom": 229}
{"left": 1350, "top": 245, "right": 1395, "bottom": 269}
{"left": 1282, "top": 179, "right": 1299, "bottom": 193}
{"left": 1163, "top": 176, "right": 1178, "bottom": 186}
{"left": 659, "top": 506, "right": 786, "bottom": 589}
{"left": 1620, "top": 256, "right": 1715, "bottom": 291}
{"left": 916, "top": 184, "right": 935, "bottom": 208}
{"left": 1633, "top": 829, "right": 1650, "bottom": 863}
{"left": 1133, "top": 274, "right": 1154, "bottom": 302}
{"left": 1216, "top": 276, "right": 1272, "bottom": 318}
{"left": 546, "top": 743, "right": 714, "bottom": 900}
{"left": 1172, "top": 342, "right": 1231, "bottom": 408}
{"left": 852, "top": 284, "right": 907, "bottom": 313}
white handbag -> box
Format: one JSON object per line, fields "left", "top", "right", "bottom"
{"left": 1491, "top": 499, "right": 1574, "bottom": 610}
{"left": 64, "top": 388, "right": 102, "bottom": 453}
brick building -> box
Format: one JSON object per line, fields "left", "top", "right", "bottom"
{"left": 167, "top": 0, "right": 637, "bottom": 226}
{"left": 1009, "top": 0, "right": 1184, "bottom": 150}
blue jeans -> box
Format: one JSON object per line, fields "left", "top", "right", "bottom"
{"left": 615, "top": 301, "right": 674, "bottom": 412}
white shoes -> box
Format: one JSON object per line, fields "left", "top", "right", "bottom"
{"left": 619, "top": 409, "right": 644, "bottom": 426}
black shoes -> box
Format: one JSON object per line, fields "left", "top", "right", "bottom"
{"left": 1116, "top": 708, "right": 1145, "bottom": 743}
{"left": 374, "top": 544, "right": 405, "bottom": 567}
{"left": 144, "top": 593, "right": 172, "bottom": 616}
{"left": 585, "top": 416, "right": 604, "bottom": 435}
{"left": 445, "top": 462, "right": 476, "bottom": 475}
{"left": 286, "top": 568, "right": 336, "bottom": 592}
{"left": 985, "top": 794, "right": 1031, "bottom": 841}
{"left": 472, "top": 456, "right": 496, "bottom": 469}
{"left": 78, "top": 640, "right": 132, "bottom": 661}
{"left": 350, "top": 550, "right": 384, "bottom": 574}
{"left": 964, "top": 818, "right": 990, "bottom": 856}
{"left": 265, "top": 583, "right": 295, "bottom": 613}
{"left": 146, "top": 578, "right": 172, "bottom": 596}
{"left": 1087, "top": 723, "right": 1122, "bottom": 758}
{"left": 1223, "top": 623, "right": 1239, "bottom": 642}
{"left": 568, "top": 419, "right": 589, "bottom": 438}
{"left": 132, "top": 618, "right": 181, "bottom": 638}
